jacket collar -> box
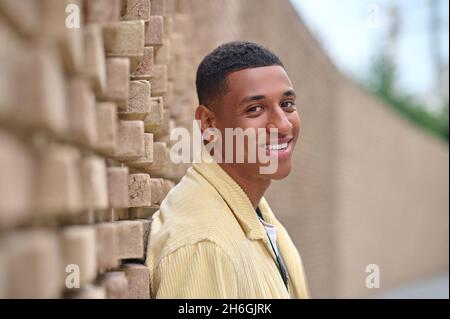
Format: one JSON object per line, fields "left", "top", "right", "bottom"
{"left": 193, "top": 150, "right": 273, "bottom": 241}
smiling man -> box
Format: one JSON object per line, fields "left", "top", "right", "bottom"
{"left": 146, "top": 41, "right": 310, "bottom": 299}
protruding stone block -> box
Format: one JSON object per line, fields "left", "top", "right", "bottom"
{"left": 81, "top": 156, "right": 108, "bottom": 210}
{"left": 36, "top": 145, "right": 83, "bottom": 215}
{"left": 128, "top": 174, "right": 152, "bottom": 208}
{"left": 121, "top": 0, "right": 151, "bottom": 21}
{"left": 144, "top": 16, "right": 164, "bottom": 46}
{"left": 119, "top": 80, "right": 151, "bottom": 120}
{"left": 128, "top": 133, "right": 154, "bottom": 168}
{"left": 96, "top": 102, "right": 118, "bottom": 155}
{"left": 106, "top": 166, "right": 129, "bottom": 209}
{"left": 114, "top": 120, "right": 145, "bottom": 160}
{"left": 121, "top": 263, "right": 150, "bottom": 299}
{"left": 115, "top": 220, "right": 144, "bottom": 259}
{"left": 103, "top": 21, "right": 145, "bottom": 71}
{"left": 96, "top": 222, "right": 119, "bottom": 271}
{"left": 0, "top": 129, "right": 35, "bottom": 228}
{"left": 67, "top": 77, "right": 98, "bottom": 147}
{"left": 83, "top": 25, "right": 107, "bottom": 93}
{"left": 1, "top": 230, "right": 61, "bottom": 298}
{"left": 131, "top": 46, "right": 154, "bottom": 80}
{"left": 60, "top": 226, "right": 97, "bottom": 285}
{"left": 16, "top": 45, "right": 68, "bottom": 135}
{"left": 144, "top": 97, "right": 164, "bottom": 132}
{"left": 101, "top": 58, "right": 130, "bottom": 111}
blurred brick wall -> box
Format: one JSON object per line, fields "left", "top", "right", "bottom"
{"left": 334, "top": 78, "right": 449, "bottom": 298}
{"left": 0, "top": 0, "right": 448, "bottom": 299}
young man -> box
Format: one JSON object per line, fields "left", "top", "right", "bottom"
{"left": 145, "top": 41, "right": 310, "bottom": 298}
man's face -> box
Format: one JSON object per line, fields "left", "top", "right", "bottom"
{"left": 213, "top": 65, "right": 300, "bottom": 180}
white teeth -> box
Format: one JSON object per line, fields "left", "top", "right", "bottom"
{"left": 264, "top": 142, "right": 288, "bottom": 151}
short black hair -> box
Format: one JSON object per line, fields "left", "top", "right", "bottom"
{"left": 195, "top": 41, "right": 284, "bottom": 108}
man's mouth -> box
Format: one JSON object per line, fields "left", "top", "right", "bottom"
{"left": 264, "top": 141, "right": 289, "bottom": 151}
{"left": 259, "top": 138, "right": 294, "bottom": 156}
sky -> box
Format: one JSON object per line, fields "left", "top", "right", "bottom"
{"left": 290, "top": 0, "right": 449, "bottom": 99}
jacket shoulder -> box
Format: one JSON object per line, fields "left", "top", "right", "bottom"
{"left": 146, "top": 166, "right": 242, "bottom": 266}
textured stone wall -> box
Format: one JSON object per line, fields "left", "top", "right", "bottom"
{"left": 0, "top": 0, "right": 193, "bottom": 298}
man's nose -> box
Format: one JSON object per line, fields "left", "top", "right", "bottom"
{"left": 266, "top": 105, "right": 293, "bottom": 136}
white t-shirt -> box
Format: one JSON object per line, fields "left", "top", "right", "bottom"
{"left": 258, "top": 216, "right": 281, "bottom": 257}
{"left": 257, "top": 215, "right": 289, "bottom": 289}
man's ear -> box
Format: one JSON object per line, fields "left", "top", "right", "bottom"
{"left": 195, "top": 105, "right": 217, "bottom": 133}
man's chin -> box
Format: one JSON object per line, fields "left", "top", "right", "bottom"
{"left": 262, "top": 162, "right": 292, "bottom": 180}
{"left": 232, "top": 161, "right": 292, "bottom": 180}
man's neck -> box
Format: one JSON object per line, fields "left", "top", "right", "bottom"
{"left": 218, "top": 163, "right": 271, "bottom": 209}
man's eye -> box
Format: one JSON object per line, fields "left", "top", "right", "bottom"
{"left": 247, "top": 105, "right": 263, "bottom": 113}
{"left": 281, "top": 101, "right": 296, "bottom": 110}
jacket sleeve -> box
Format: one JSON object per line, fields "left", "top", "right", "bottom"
{"left": 152, "top": 240, "right": 238, "bottom": 298}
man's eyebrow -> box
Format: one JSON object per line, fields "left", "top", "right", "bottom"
{"left": 239, "top": 94, "right": 266, "bottom": 106}
{"left": 283, "top": 89, "right": 296, "bottom": 98}
{"left": 238, "top": 90, "right": 296, "bottom": 107}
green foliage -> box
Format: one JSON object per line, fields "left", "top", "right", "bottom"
{"left": 363, "top": 54, "right": 449, "bottom": 142}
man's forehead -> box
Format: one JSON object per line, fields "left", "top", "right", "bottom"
{"left": 225, "top": 65, "right": 293, "bottom": 102}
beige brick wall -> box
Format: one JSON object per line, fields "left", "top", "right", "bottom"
{"left": 0, "top": 0, "right": 448, "bottom": 298}
{"left": 0, "top": 0, "right": 192, "bottom": 298}
{"left": 334, "top": 78, "right": 449, "bottom": 298}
